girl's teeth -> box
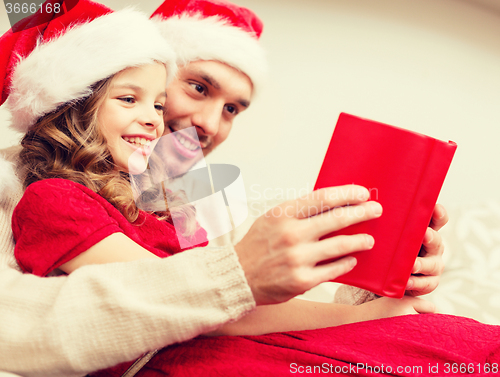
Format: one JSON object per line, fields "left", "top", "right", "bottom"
{"left": 123, "top": 137, "right": 152, "bottom": 147}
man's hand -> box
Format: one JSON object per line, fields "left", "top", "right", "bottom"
{"left": 406, "top": 204, "right": 448, "bottom": 296}
{"left": 235, "top": 185, "right": 383, "bottom": 305}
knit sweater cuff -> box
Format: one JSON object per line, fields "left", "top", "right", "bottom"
{"left": 202, "top": 244, "right": 256, "bottom": 320}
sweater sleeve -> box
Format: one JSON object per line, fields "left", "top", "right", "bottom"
{"left": 0, "top": 246, "right": 255, "bottom": 377}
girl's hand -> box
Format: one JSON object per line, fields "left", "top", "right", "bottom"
{"left": 355, "top": 296, "right": 436, "bottom": 322}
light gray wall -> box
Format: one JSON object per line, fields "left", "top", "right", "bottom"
{"left": 1, "top": 0, "right": 499, "bottom": 206}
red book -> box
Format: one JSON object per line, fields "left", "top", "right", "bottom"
{"left": 314, "top": 113, "right": 457, "bottom": 298}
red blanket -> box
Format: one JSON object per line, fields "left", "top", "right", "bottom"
{"left": 95, "top": 314, "right": 500, "bottom": 376}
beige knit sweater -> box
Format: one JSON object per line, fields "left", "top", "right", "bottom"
{"left": 0, "top": 146, "right": 255, "bottom": 377}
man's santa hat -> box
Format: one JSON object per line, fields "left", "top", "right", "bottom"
{"left": 0, "top": 0, "right": 177, "bottom": 134}
{"left": 151, "top": 0, "right": 267, "bottom": 93}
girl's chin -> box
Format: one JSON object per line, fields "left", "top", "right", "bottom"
{"left": 118, "top": 154, "right": 150, "bottom": 176}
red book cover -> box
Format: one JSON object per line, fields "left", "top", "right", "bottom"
{"left": 314, "top": 113, "right": 457, "bottom": 298}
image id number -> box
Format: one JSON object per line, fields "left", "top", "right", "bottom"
{"left": 5, "top": 2, "right": 61, "bottom": 14}
{"left": 444, "top": 363, "right": 498, "bottom": 374}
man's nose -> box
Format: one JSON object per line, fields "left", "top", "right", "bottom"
{"left": 192, "top": 103, "right": 223, "bottom": 136}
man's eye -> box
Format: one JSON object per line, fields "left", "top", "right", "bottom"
{"left": 190, "top": 83, "right": 205, "bottom": 94}
{"left": 119, "top": 97, "right": 135, "bottom": 104}
{"left": 225, "top": 105, "right": 237, "bottom": 115}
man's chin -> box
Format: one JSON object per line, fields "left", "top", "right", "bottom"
{"left": 169, "top": 154, "right": 204, "bottom": 178}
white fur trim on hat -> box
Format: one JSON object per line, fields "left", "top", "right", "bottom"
{"left": 152, "top": 14, "right": 267, "bottom": 94}
{"left": 7, "top": 9, "right": 177, "bottom": 133}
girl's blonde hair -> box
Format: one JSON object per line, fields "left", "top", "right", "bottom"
{"left": 20, "top": 75, "right": 198, "bottom": 237}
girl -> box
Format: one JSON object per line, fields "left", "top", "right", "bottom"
{"left": 7, "top": 4, "right": 208, "bottom": 280}
{"left": 5, "top": 2, "right": 500, "bottom": 377}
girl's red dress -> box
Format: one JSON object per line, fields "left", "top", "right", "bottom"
{"left": 12, "top": 178, "right": 207, "bottom": 277}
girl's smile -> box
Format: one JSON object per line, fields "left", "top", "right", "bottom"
{"left": 122, "top": 134, "right": 157, "bottom": 156}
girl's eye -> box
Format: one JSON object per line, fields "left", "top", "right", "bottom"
{"left": 119, "top": 97, "right": 135, "bottom": 104}
{"left": 155, "top": 104, "right": 165, "bottom": 112}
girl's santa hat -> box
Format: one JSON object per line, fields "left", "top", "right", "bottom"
{"left": 0, "top": 0, "right": 177, "bottom": 134}
{"left": 151, "top": 0, "right": 267, "bottom": 94}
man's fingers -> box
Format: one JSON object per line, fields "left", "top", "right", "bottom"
{"left": 306, "top": 201, "right": 382, "bottom": 240}
{"left": 413, "top": 254, "right": 444, "bottom": 276}
{"left": 406, "top": 275, "right": 440, "bottom": 296}
{"left": 286, "top": 186, "right": 370, "bottom": 220}
{"left": 300, "top": 233, "right": 374, "bottom": 289}
{"left": 406, "top": 296, "right": 436, "bottom": 313}
{"left": 308, "top": 234, "right": 373, "bottom": 265}
{"left": 421, "top": 228, "right": 444, "bottom": 257}
{"left": 414, "top": 229, "right": 444, "bottom": 276}
{"left": 408, "top": 227, "right": 444, "bottom": 296}
{"left": 308, "top": 256, "right": 357, "bottom": 287}
{"left": 429, "top": 203, "right": 449, "bottom": 231}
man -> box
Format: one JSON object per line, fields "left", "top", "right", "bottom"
{"left": 151, "top": 0, "right": 447, "bottom": 300}
{"left": 0, "top": 1, "right": 446, "bottom": 376}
